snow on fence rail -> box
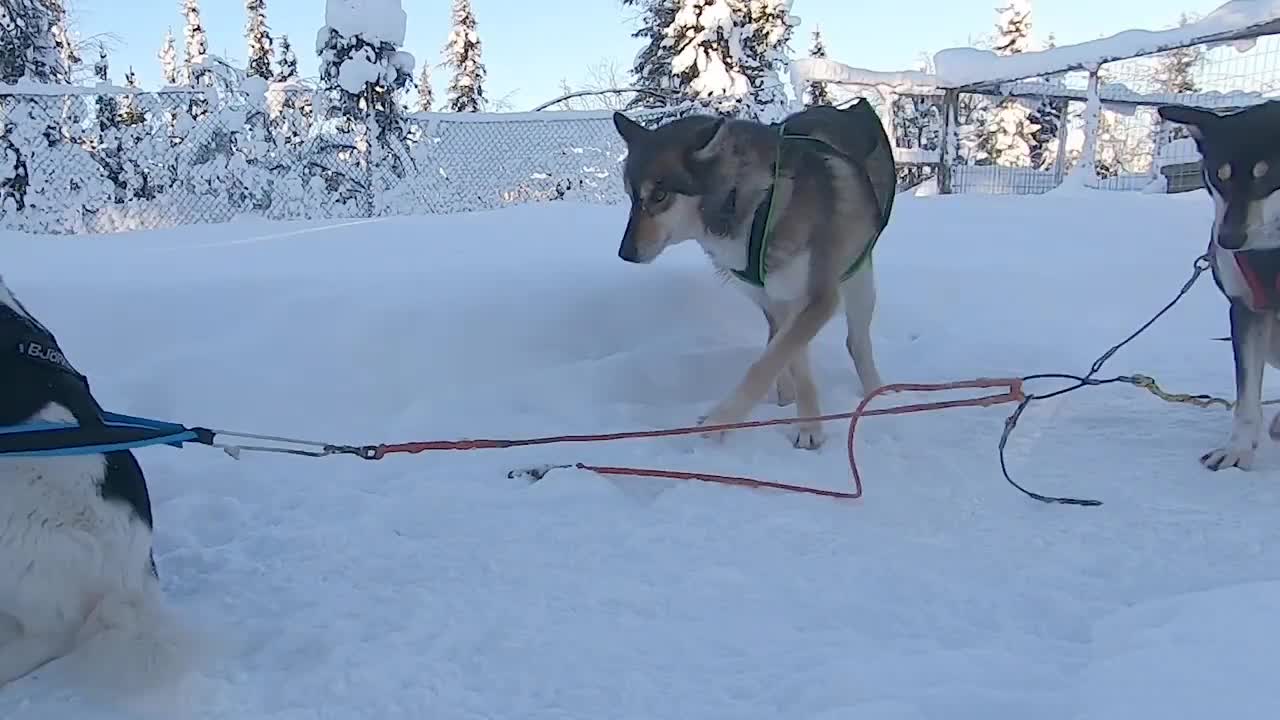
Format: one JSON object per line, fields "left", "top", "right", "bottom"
{"left": 793, "top": 0, "right": 1280, "bottom": 195}
{"left": 0, "top": 86, "right": 703, "bottom": 236}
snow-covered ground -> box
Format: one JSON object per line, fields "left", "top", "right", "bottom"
{"left": 3, "top": 191, "right": 1280, "bottom": 719}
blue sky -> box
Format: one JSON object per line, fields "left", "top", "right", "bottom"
{"left": 72, "top": 0, "right": 1228, "bottom": 110}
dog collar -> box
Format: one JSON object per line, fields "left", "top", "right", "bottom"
{"left": 1232, "top": 248, "right": 1280, "bottom": 312}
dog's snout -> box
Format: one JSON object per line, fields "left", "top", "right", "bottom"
{"left": 1218, "top": 228, "right": 1248, "bottom": 250}
{"left": 619, "top": 213, "right": 642, "bottom": 263}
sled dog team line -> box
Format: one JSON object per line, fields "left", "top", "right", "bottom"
{"left": 0, "top": 97, "right": 1278, "bottom": 692}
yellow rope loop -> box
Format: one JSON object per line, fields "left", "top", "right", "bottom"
{"left": 1127, "top": 374, "right": 1233, "bottom": 410}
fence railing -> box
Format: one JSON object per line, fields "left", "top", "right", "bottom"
{"left": 0, "top": 86, "right": 705, "bottom": 235}
{"left": 806, "top": 29, "right": 1280, "bottom": 196}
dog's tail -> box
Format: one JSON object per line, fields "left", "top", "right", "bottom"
{"left": 62, "top": 581, "right": 219, "bottom": 698}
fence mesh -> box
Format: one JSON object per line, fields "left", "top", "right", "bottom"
{"left": 4, "top": 31, "right": 1279, "bottom": 236}
{"left": 0, "top": 87, "right": 704, "bottom": 235}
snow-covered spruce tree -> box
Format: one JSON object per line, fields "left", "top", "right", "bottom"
{"left": 269, "top": 30, "right": 303, "bottom": 151}
{"left": 317, "top": 4, "right": 415, "bottom": 121}
{"left": 740, "top": 0, "right": 798, "bottom": 123}
{"left": 49, "top": 1, "right": 79, "bottom": 81}
{"left": 158, "top": 28, "right": 179, "bottom": 85}
{"left": 984, "top": 0, "right": 1040, "bottom": 168}
{"left": 1155, "top": 13, "right": 1201, "bottom": 95}
{"left": 274, "top": 33, "right": 297, "bottom": 81}
{"left": 119, "top": 66, "right": 145, "bottom": 126}
{"left": 90, "top": 49, "right": 140, "bottom": 206}
{"left": 270, "top": 33, "right": 307, "bottom": 151}
{"left": 622, "top": 0, "right": 680, "bottom": 109}
{"left": 315, "top": 0, "right": 417, "bottom": 213}
{"left": 442, "top": 0, "right": 486, "bottom": 112}
{"left": 804, "top": 26, "right": 833, "bottom": 106}
{"left": 0, "top": 0, "right": 71, "bottom": 83}
{"left": 991, "top": 0, "right": 1032, "bottom": 54}
{"left": 416, "top": 62, "right": 433, "bottom": 111}
{"left": 245, "top": 0, "right": 273, "bottom": 79}
{"left": 182, "top": 0, "right": 209, "bottom": 84}
{"left": 1151, "top": 13, "right": 1203, "bottom": 154}
{"left": 667, "top": 0, "right": 754, "bottom": 117}
{"left": 1026, "top": 32, "right": 1063, "bottom": 169}
{"left": 93, "top": 47, "right": 120, "bottom": 132}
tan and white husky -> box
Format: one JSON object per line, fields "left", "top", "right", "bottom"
{"left": 611, "top": 101, "right": 897, "bottom": 449}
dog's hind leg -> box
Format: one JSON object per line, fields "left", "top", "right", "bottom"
{"left": 1263, "top": 317, "right": 1280, "bottom": 442}
{"left": 841, "top": 262, "right": 883, "bottom": 396}
{"left": 700, "top": 289, "right": 841, "bottom": 438}
{"left": 760, "top": 301, "right": 797, "bottom": 407}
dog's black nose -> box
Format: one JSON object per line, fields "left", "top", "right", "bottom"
{"left": 618, "top": 245, "right": 639, "bottom": 263}
{"left": 1218, "top": 229, "right": 1248, "bottom": 250}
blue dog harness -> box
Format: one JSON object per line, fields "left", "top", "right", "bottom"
{"left": 0, "top": 305, "right": 209, "bottom": 457}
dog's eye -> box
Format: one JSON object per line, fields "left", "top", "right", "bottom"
{"left": 651, "top": 189, "right": 668, "bottom": 204}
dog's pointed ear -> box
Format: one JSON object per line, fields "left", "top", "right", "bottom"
{"left": 689, "top": 117, "right": 729, "bottom": 161}
{"left": 1157, "top": 105, "right": 1219, "bottom": 141}
{"left": 612, "top": 112, "right": 650, "bottom": 145}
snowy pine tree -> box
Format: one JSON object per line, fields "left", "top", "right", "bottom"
{"left": 984, "top": 0, "right": 1040, "bottom": 167}
{"left": 992, "top": 0, "right": 1032, "bottom": 55}
{"left": 1155, "top": 13, "right": 1201, "bottom": 94}
{"left": 416, "top": 63, "right": 434, "bottom": 111}
{"left": 622, "top": 0, "right": 680, "bottom": 109}
{"left": 0, "top": 0, "right": 71, "bottom": 83}
{"left": 274, "top": 33, "right": 297, "bottom": 81}
{"left": 1027, "top": 32, "right": 1063, "bottom": 169}
{"left": 442, "top": 0, "right": 486, "bottom": 112}
{"left": 49, "top": 2, "right": 79, "bottom": 81}
{"left": 316, "top": 4, "right": 415, "bottom": 120}
{"left": 804, "top": 26, "right": 833, "bottom": 106}
{"left": 667, "top": 0, "right": 754, "bottom": 116}
{"left": 119, "top": 65, "right": 145, "bottom": 125}
{"left": 245, "top": 0, "right": 273, "bottom": 80}
{"left": 158, "top": 29, "right": 179, "bottom": 85}
{"left": 1152, "top": 13, "right": 1203, "bottom": 152}
{"left": 93, "top": 47, "right": 119, "bottom": 132}
{"left": 740, "top": 0, "right": 798, "bottom": 122}
{"left": 182, "top": 0, "right": 209, "bottom": 85}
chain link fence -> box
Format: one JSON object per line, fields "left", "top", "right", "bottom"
{"left": 0, "top": 86, "right": 706, "bottom": 235}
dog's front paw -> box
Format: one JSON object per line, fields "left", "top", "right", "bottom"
{"left": 695, "top": 413, "right": 729, "bottom": 443}
{"left": 1201, "top": 443, "right": 1257, "bottom": 471}
{"left": 789, "top": 422, "right": 824, "bottom": 450}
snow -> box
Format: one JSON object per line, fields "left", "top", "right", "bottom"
{"left": 325, "top": 0, "right": 407, "bottom": 46}
{"left": 789, "top": 59, "right": 938, "bottom": 93}
{"left": 4, "top": 193, "right": 1280, "bottom": 717}
{"left": 335, "top": 46, "right": 383, "bottom": 94}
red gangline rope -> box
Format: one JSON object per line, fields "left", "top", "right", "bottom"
{"left": 367, "top": 377, "right": 1026, "bottom": 500}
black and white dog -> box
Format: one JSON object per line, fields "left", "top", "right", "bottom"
{"left": 0, "top": 273, "right": 186, "bottom": 689}
{"left": 1159, "top": 101, "right": 1280, "bottom": 471}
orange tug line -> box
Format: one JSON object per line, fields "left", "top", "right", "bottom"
{"left": 367, "top": 378, "right": 1028, "bottom": 501}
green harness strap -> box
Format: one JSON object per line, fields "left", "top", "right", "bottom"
{"left": 729, "top": 126, "right": 890, "bottom": 288}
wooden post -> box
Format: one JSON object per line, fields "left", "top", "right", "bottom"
{"left": 1074, "top": 69, "right": 1102, "bottom": 187}
{"left": 1051, "top": 98, "right": 1070, "bottom": 186}
{"left": 938, "top": 89, "right": 959, "bottom": 194}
